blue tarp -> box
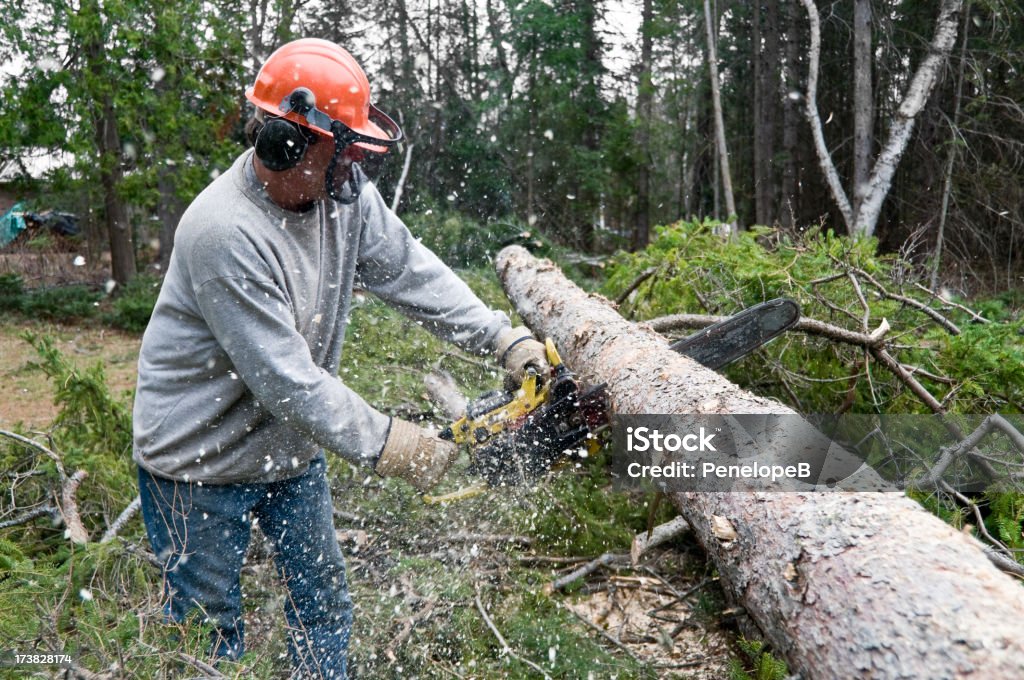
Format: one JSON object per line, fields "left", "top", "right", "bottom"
{"left": 0, "top": 202, "right": 26, "bottom": 248}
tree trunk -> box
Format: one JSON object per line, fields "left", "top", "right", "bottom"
{"left": 95, "top": 101, "right": 136, "bottom": 287}
{"left": 156, "top": 165, "right": 184, "bottom": 271}
{"left": 703, "top": 0, "right": 737, "bottom": 236}
{"left": 753, "top": 0, "right": 780, "bottom": 226}
{"left": 799, "top": 0, "right": 855, "bottom": 230}
{"left": 84, "top": 25, "right": 136, "bottom": 287}
{"left": 633, "top": 0, "right": 654, "bottom": 250}
{"left": 852, "top": 0, "right": 874, "bottom": 224}
{"left": 495, "top": 244, "right": 1024, "bottom": 679}
{"left": 931, "top": 1, "right": 971, "bottom": 289}
{"left": 802, "top": 0, "right": 963, "bottom": 238}
{"left": 779, "top": 0, "right": 801, "bottom": 228}
{"left": 752, "top": 0, "right": 779, "bottom": 226}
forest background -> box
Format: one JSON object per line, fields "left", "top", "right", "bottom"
{"left": 1, "top": 0, "right": 1022, "bottom": 287}
{"left": 1, "top": 0, "right": 1023, "bottom": 678}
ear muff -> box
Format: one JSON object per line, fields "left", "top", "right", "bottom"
{"left": 253, "top": 118, "right": 317, "bottom": 171}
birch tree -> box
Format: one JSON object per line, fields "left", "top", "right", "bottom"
{"left": 800, "top": 0, "right": 964, "bottom": 239}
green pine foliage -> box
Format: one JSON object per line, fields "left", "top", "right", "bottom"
{"left": 0, "top": 274, "right": 103, "bottom": 321}
{"left": 730, "top": 638, "right": 789, "bottom": 680}
{"left": 603, "top": 220, "right": 1024, "bottom": 567}
{"left": 103, "top": 274, "right": 161, "bottom": 332}
{"left": 602, "top": 219, "right": 1023, "bottom": 415}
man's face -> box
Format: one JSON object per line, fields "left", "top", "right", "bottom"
{"left": 285, "top": 131, "right": 335, "bottom": 203}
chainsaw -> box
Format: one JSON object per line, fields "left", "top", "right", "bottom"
{"left": 426, "top": 298, "right": 801, "bottom": 502}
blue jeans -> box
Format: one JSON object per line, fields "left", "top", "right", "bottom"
{"left": 139, "top": 455, "right": 352, "bottom": 678}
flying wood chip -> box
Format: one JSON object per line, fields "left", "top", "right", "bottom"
{"left": 710, "top": 515, "right": 738, "bottom": 542}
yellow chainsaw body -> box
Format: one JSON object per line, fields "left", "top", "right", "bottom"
{"left": 447, "top": 339, "right": 563, "bottom": 447}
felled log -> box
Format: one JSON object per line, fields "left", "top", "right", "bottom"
{"left": 495, "top": 245, "right": 1024, "bottom": 679}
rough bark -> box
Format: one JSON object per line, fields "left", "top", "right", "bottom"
{"left": 495, "top": 245, "right": 1024, "bottom": 679}
{"left": 84, "top": 12, "right": 137, "bottom": 287}
{"left": 753, "top": 0, "right": 779, "bottom": 226}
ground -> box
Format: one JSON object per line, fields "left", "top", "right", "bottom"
{"left": 0, "top": 320, "right": 140, "bottom": 428}
{"left": 0, "top": 310, "right": 754, "bottom": 679}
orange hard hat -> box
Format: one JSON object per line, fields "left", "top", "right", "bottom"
{"left": 245, "top": 38, "right": 388, "bottom": 143}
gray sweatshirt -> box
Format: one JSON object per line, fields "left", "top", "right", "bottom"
{"left": 133, "top": 149, "right": 510, "bottom": 484}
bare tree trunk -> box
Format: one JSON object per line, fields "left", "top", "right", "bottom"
{"left": 931, "top": 1, "right": 971, "bottom": 289}
{"left": 852, "top": 0, "right": 874, "bottom": 225}
{"left": 752, "top": 0, "right": 779, "bottom": 226}
{"left": 157, "top": 167, "right": 184, "bottom": 272}
{"left": 852, "top": 0, "right": 962, "bottom": 237}
{"left": 633, "top": 0, "right": 654, "bottom": 250}
{"left": 495, "top": 244, "right": 1024, "bottom": 679}
{"left": 84, "top": 22, "right": 137, "bottom": 288}
{"left": 779, "top": 0, "right": 801, "bottom": 228}
{"left": 703, "top": 0, "right": 737, "bottom": 236}
{"left": 753, "top": 0, "right": 766, "bottom": 225}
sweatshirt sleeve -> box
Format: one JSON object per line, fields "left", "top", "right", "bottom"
{"left": 354, "top": 184, "right": 511, "bottom": 355}
{"left": 193, "top": 271, "right": 391, "bottom": 466}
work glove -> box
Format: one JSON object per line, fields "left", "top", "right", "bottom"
{"left": 375, "top": 418, "right": 459, "bottom": 492}
{"left": 495, "top": 325, "right": 550, "bottom": 387}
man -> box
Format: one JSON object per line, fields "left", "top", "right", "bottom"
{"left": 133, "top": 38, "right": 547, "bottom": 678}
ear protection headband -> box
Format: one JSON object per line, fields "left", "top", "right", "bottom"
{"left": 253, "top": 116, "right": 318, "bottom": 172}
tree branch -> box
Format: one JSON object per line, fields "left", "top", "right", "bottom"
{"left": 545, "top": 552, "right": 627, "bottom": 593}
{"left": 474, "top": 591, "right": 552, "bottom": 679}
{"left": 100, "top": 495, "right": 141, "bottom": 544}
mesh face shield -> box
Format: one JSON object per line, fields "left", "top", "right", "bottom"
{"left": 278, "top": 87, "right": 404, "bottom": 204}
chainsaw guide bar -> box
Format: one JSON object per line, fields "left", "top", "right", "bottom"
{"left": 425, "top": 298, "right": 801, "bottom": 501}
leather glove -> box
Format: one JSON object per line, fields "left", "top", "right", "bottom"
{"left": 495, "top": 325, "right": 550, "bottom": 386}
{"left": 375, "top": 418, "right": 458, "bottom": 492}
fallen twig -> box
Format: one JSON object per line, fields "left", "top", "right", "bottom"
{"left": 122, "top": 541, "right": 163, "bottom": 569}
{"left": 0, "top": 429, "right": 90, "bottom": 544}
{"left": 174, "top": 651, "right": 227, "bottom": 679}
{"left": 0, "top": 504, "right": 59, "bottom": 530}
{"left": 631, "top": 516, "right": 690, "bottom": 565}
{"left": 100, "top": 495, "right": 141, "bottom": 544}
{"left": 846, "top": 264, "right": 961, "bottom": 335}
{"left": 545, "top": 552, "right": 627, "bottom": 593}
{"left": 474, "top": 592, "right": 552, "bottom": 679}
{"left": 912, "top": 282, "right": 990, "bottom": 324}
{"left": 446, "top": 532, "right": 533, "bottom": 546}
{"left": 649, "top": 313, "right": 889, "bottom": 349}
{"left": 982, "top": 547, "right": 1024, "bottom": 579}
{"left": 920, "top": 415, "right": 1024, "bottom": 488}
{"left": 647, "top": 577, "right": 718, "bottom": 615}
{"left": 615, "top": 267, "right": 657, "bottom": 305}
{"left": 61, "top": 469, "right": 90, "bottom": 545}
{"left": 516, "top": 554, "right": 596, "bottom": 566}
